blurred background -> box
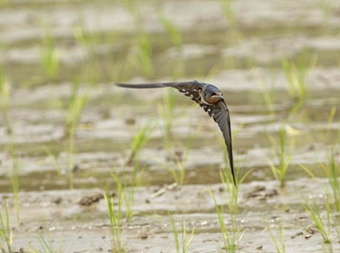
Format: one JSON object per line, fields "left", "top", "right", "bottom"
{"left": 1, "top": 0, "right": 340, "bottom": 252}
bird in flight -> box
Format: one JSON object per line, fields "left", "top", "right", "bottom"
{"left": 116, "top": 80, "right": 236, "bottom": 186}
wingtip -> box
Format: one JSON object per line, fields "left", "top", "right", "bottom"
{"left": 115, "top": 82, "right": 136, "bottom": 88}
{"left": 230, "top": 167, "right": 237, "bottom": 188}
{"left": 233, "top": 176, "right": 237, "bottom": 188}
{"left": 115, "top": 82, "right": 167, "bottom": 89}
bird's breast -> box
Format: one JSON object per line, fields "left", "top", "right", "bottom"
{"left": 205, "top": 96, "right": 222, "bottom": 104}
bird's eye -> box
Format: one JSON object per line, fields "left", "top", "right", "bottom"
{"left": 211, "top": 92, "right": 216, "bottom": 96}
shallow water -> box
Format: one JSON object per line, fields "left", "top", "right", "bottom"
{"left": 1, "top": 0, "right": 340, "bottom": 252}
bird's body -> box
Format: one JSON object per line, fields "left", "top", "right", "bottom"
{"left": 116, "top": 80, "right": 236, "bottom": 186}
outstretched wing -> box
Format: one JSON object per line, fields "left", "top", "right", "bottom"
{"left": 116, "top": 81, "right": 205, "bottom": 105}
{"left": 205, "top": 101, "right": 235, "bottom": 186}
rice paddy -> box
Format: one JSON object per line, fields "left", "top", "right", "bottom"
{"left": 0, "top": 0, "right": 340, "bottom": 252}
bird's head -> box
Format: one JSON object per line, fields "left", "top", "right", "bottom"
{"left": 203, "top": 85, "right": 224, "bottom": 104}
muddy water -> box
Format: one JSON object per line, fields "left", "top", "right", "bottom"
{"left": 1, "top": 0, "right": 340, "bottom": 252}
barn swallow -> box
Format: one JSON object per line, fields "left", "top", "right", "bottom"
{"left": 116, "top": 80, "right": 236, "bottom": 186}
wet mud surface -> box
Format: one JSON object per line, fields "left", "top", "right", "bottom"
{"left": 1, "top": 0, "right": 340, "bottom": 252}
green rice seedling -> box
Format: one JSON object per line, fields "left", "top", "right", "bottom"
{"left": 267, "top": 125, "right": 294, "bottom": 188}
{"left": 72, "top": 18, "right": 93, "bottom": 56}
{"left": 158, "top": 88, "right": 177, "bottom": 153}
{"left": 282, "top": 55, "right": 309, "bottom": 98}
{"left": 119, "top": 0, "right": 140, "bottom": 24}
{"left": 299, "top": 156, "right": 339, "bottom": 243}
{"left": 333, "top": 212, "right": 340, "bottom": 243}
{"left": 137, "top": 35, "right": 153, "bottom": 77}
{"left": 265, "top": 218, "right": 285, "bottom": 253}
{"left": 167, "top": 156, "right": 186, "bottom": 185}
{"left": 183, "top": 122, "right": 200, "bottom": 161}
{"left": 105, "top": 179, "right": 126, "bottom": 253}
{"left": 23, "top": 247, "right": 39, "bottom": 253}
{"left": 325, "top": 106, "right": 336, "bottom": 143}
{"left": 318, "top": 0, "right": 335, "bottom": 17}
{"left": 128, "top": 34, "right": 153, "bottom": 78}
{"left": 9, "top": 153, "right": 20, "bottom": 225}
{"left": 0, "top": 67, "right": 11, "bottom": 134}
{"left": 158, "top": 14, "right": 184, "bottom": 78}
{"left": 108, "top": 60, "right": 132, "bottom": 85}
{"left": 65, "top": 82, "right": 88, "bottom": 189}
{"left": 126, "top": 122, "right": 153, "bottom": 165}
{"left": 125, "top": 159, "right": 144, "bottom": 223}
{"left": 158, "top": 88, "right": 186, "bottom": 183}
{"left": 220, "top": 0, "right": 243, "bottom": 40}
{"left": 4, "top": 132, "right": 21, "bottom": 225}
{"left": 209, "top": 187, "right": 242, "bottom": 252}
{"left": 220, "top": 169, "right": 237, "bottom": 216}
{"left": 302, "top": 195, "right": 332, "bottom": 243}
{"left": 322, "top": 243, "right": 334, "bottom": 253}
{"left": 321, "top": 150, "right": 340, "bottom": 212}
{"left": 219, "top": 163, "right": 253, "bottom": 217}
{"left": 169, "top": 214, "right": 195, "bottom": 253}
{"left": 107, "top": 169, "right": 145, "bottom": 246}
{"left": 298, "top": 163, "right": 318, "bottom": 180}
{"left": 40, "top": 28, "right": 59, "bottom": 81}
{"left": 38, "top": 233, "right": 63, "bottom": 253}
{"left": 158, "top": 14, "right": 182, "bottom": 50}
{"left": 220, "top": 0, "right": 235, "bottom": 27}
{"left": 282, "top": 59, "right": 306, "bottom": 113}
{"left": 1, "top": 83, "right": 21, "bottom": 225}
{"left": 44, "top": 147, "right": 62, "bottom": 176}
{"left": 166, "top": 122, "right": 199, "bottom": 185}
{"left": 210, "top": 160, "right": 250, "bottom": 253}
{"left": 206, "top": 61, "right": 222, "bottom": 80}
{"left": 281, "top": 51, "right": 317, "bottom": 113}
{"left": 0, "top": 199, "right": 12, "bottom": 253}
{"left": 258, "top": 78, "right": 277, "bottom": 115}
{"left": 300, "top": 150, "right": 340, "bottom": 212}
{"left": 65, "top": 83, "right": 88, "bottom": 128}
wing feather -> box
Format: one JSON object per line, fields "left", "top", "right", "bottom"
{"left": 208, "top": 101, "right": 235, "bottom": 186}
{"left": 168, "top": 81, "right": 204, "bottom": 105}
{"left": 116, "top": 81, "right": 204, "bottom": 105}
